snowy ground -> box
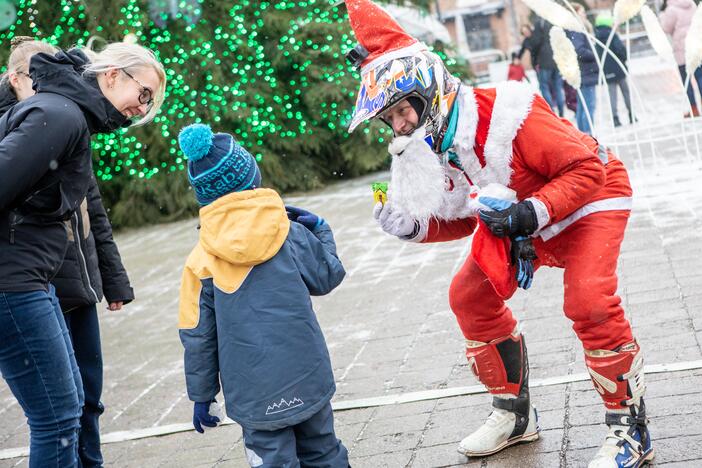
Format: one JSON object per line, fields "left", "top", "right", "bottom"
{"left": 2, "top": 59, "right": 702, "bottom": 467}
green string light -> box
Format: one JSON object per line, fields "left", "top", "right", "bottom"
{"left": 1, "top": 0, "right": 464, "bottom": 187}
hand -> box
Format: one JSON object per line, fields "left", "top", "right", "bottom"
{"left": 193, "top": 400, "right": 220, "bottom": 434}
{"left": 478, "top": 198, "right": 538, "bottom": 238}
{"left": 511, "top": 236, "right": 537, "bottom": 290}
{"left": 373, "top": 202, "right": 418, "bottom": 238}
{"left": 285, "top": 205, "right": 325, "bottom": 231}
{"left": 107, "top": 301, "right": 123, "bottom": 311}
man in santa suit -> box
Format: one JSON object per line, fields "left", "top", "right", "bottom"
{"left": 343, "top": 1, "right": 653, "bottom": 467}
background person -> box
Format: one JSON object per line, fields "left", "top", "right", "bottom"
{"left": 0, "top": 41, "right": 165, "bottom": 467}
{"left": 0, "top": 37, "right": 136, "bottom": 468}
{"left": 569, "top": 4, "right": 598, "bottom": 134}
{"left": 530, "top": 17, "right": 566, "bottom": 116}
{"left": 594, "top": 13, "right": 635, "bottom": 126}
{"left": 660, "top": 0, "right": 702, "bottom": 118}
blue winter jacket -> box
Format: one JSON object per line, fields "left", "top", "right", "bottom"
{"left": 178, "top": 188, "right": 345, "bottom": 431}
{"left": 568, "top": 31, "right": 599, "bottom": 87}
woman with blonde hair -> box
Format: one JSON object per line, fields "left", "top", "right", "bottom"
{"left": 0, "top": 36, "right": 138, "bottom": 468}
{"left": 0, "top": 38, "right": 166, "bottom": 468}
{"left": 0, "top": 37, "right": 57, "bottom": 102}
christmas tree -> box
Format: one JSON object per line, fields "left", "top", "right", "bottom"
{"left": 0, "top": 0, "right": 467, "bottom": 228}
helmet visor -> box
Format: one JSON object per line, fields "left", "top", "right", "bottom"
{"left": 348, "top": 56, "right": 433, "bottom": 133}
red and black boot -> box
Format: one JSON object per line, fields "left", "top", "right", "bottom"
{"left": 586, "top": 340, "right": 654, "bottom": 467}
{"left": 457, "top": 330, "right": 539, "bottom": 457}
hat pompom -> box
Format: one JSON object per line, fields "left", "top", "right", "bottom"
{"left": 179, "top": 124, "right": 214, "bottom": 161}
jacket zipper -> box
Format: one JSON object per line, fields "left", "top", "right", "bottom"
{"left": 7, "top": 185, "right": 51, "bottom": 245}
{"left": 73, "top": 211, "right": 99, "bottom": 303}
{"left": 8, "top": 211, "right": 19, "bottom": 245}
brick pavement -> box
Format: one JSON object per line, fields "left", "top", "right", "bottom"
{"left": 2, "top": 62, "right": 702, "bottom": 467}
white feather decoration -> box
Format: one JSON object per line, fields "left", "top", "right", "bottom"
{"left": 521, "top": 0, "right": 585, "bottom": 32}
{"left": 640, "top": 6, "right": 674, "bottom": 62}
{"left": 685, "top": 3, "right": 702, "bottom": 74}
{"left": 613, "top": 0, "right": 646, "bottom": 25}
{"left": 550, "top": 26, "right": 581, "bottom": 89}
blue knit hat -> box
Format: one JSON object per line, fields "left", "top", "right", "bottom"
{"left": 178, "top": 124, "right": 262, "bottom": 206}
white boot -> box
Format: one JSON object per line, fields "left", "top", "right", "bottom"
{"left": 457, "top": 403, "right": 539, "bottom": 457}
{"left": 588, "top": 405, "right": 653, "bottom": 468}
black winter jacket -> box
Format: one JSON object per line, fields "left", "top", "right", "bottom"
{"left": 594, "top": 26, "right": 628, "bottom": 83}
{"left": 568, "top": 31, "right": 600, "bottom": 88}
{"left": 0, "top": 49, "right": 129, "bottom": 292}
{"left": 0, "top": 81, "right": 134, "bottom": 309}
{"left": 529, "top": 18, "right": 557, "bottom": 70}
{"left": 51, "top": 175, "right": 134, "bottom": 312}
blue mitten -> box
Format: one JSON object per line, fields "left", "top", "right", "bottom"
{"left": 285, "top": 205, "right": 326, "bottom": 231}
{"left": 193, "top": 401, "right": 220, "bottom": 434}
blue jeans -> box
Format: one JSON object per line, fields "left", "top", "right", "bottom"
{"left": 0, "top": 286, "right": 84, "bottom": 468}
{"left": 678, "top": 64, "right": 702, "bottom": 108}
{"left": 576, "top": 85, "right": 597, "bottom": 135}
{"left": 65, "top": 304, "right": 104, "bottom": 468}
{"left": 242, "top": 403, "right": 349, "bottom": 467}
{"left": 536, "top": 68, "right": 565, "bottom": 116}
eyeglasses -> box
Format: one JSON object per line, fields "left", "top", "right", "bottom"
{"left": 121, "top": 69, "right": 154, "bottom": 107}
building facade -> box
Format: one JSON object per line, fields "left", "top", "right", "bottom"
{"left": 434, "top": 0, "right": 656, "bottom": 81}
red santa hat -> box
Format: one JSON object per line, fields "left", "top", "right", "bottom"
{"left": 345, "top": 0, "right": 421, "bottom": 69}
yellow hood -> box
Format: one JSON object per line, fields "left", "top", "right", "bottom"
{"left": 198, "top": 188, "right": 290, "bottom": 266}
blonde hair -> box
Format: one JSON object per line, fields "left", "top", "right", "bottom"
{"left": 2, "top": 36, "right": 58, "bottom": 88}
{"left": 573, "top": 4, "right": 594, "bottom": 34}
{"left": 80, "top": 42, "right": 167, "bottom": 125}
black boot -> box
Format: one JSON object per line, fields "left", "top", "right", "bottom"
{"left": 613, "top": 116, "right": 622, "bottom": 127}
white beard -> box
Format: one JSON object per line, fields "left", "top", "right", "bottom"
{"left": 389, "top": 143, "right": 446, "bottom": 225}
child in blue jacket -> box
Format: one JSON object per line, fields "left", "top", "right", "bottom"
{"left": 177, "top": 123, "right": 349, "bottom": 467}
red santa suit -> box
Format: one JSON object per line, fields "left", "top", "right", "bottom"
{"left": 345, "top": 1, "right": 651, "bottom": 462}
{"left": 408, "top": 81, "right": 633, "bottom": 352}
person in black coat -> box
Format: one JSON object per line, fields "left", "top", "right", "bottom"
{"left": 594, "top": 14, "right": 635, "bottom": 126}
{"left": 2, "top": 41, "right": 134, "bottom": 466}
{"left": 0, "top": 41, "right": 165, "bottom": 468}
{"left": 568, "top": 5, "right": 599, "bottom": 134}
{"left": 529, "top": 17, "right": 566, "bottom": 116}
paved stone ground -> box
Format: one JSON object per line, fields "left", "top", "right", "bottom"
{"left": 2, "top": 59, "right": 702, "bottom": 467}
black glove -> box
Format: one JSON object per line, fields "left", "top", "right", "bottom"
{"left": 511, "top": 236, "right": 537, "bottom": 290}
{"left": 478, "top": 197, "right": 538, "bottom": 238}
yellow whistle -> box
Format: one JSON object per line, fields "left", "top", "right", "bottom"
{"left": 372, "top": 182, "right": 388, "bottom": 205}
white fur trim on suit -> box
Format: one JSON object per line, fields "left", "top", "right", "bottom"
{"left": 453, "top": 82, "right": 535, "bottom": 188}
{"left": 483, "top": 81, "right": 535, "bottom": 186}
{"left": 526, "top": 197, "right": 551, "bottom": 232}
{"left": 453, "top": 87, "right": 480, "bottom": 177}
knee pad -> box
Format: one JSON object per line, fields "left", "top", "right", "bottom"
{"left": 465, "top": 330, "right": 529, "bottom": 397}
{"left": 585, "top": 340, "right": 644, "bottom": 410}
